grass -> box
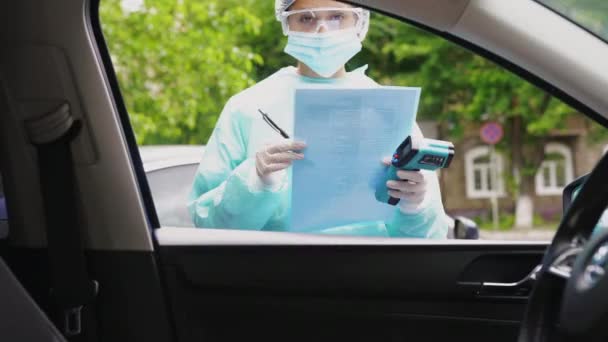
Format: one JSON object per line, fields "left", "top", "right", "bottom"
{"left": 477, "top": 214, "right": 515, "bottom": 231}
{"left": 476, "top": 213, "right": 560, "bottom": 231}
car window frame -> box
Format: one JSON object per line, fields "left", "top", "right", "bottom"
{"left": 90, "top": 0, "right": 608, "bottom": 236}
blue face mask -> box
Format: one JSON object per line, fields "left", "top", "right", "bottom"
{"left": 284, "top": 28, "right": 362, "bottom": 78}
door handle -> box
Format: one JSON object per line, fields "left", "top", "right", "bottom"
{"left": 482, "top": 264, "right": 542, "bottom": 288}
{"left": 477, "top": 264, "right": 542, "bottom": 297}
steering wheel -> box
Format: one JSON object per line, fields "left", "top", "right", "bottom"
{"left": 519, "top": 152, "right": 608, "bottom": 341}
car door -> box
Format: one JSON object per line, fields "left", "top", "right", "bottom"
{"left": 143, "top": 1, "right": 607, "bottom": 340}
{"left": 91, "top": 2, "right": 608, "bottom": 341}
{"left": 2, "top": 1, "right": 608, "bottom": 342}
{"left": 156, "top": 234, "right": 547, "bottom": 341}
{"left": 101, "top": 1, "right": 603, "bottom": 341}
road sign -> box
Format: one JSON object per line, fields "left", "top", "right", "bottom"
{"left": 480, "top": 122, "right": 504, "bottom": 145}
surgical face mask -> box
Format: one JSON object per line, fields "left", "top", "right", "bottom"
{"left": 284, "top": 28, "right": 362, "bottom": 78}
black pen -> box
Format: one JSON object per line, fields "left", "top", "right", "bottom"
{"left": 258, "top": 109, "right": 290, "bottom": 139}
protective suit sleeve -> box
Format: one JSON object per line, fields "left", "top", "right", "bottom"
{"left": 385, "top": 169, "right": 450, "bottom": 239}
{"left": 188, "top": 99, "right": 285, "bottom": 229}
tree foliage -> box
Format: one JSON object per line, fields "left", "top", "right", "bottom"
{"left": 100, "top": 0, "right": 265, "bottom": 144}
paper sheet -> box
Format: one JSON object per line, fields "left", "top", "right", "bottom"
{"left": 290, "top": 87, "right": 421, "bottom": 231}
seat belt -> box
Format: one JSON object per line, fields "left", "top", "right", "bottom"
{"left": 25, "top": 103, "right": 98, "bottom": 341}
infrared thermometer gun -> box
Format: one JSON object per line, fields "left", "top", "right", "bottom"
{"left": 375, "top": 136, "right": 455, "bottom": 205}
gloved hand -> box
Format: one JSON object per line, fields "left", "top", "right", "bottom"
{"left": 256, "top": 140, "right": 306, "bottom": 186}
{"left": 382, "top": 157, "right": 428, "bottom": 213}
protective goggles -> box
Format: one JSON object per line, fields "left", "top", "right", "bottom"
{"left": 279, "top": 7, "right": 365, "bottom": 34}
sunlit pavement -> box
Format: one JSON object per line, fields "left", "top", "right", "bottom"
{"left": 479, "top": 229, "right": 556, "bottom": 241}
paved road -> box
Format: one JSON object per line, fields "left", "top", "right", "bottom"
{"left": 479, "top": 229, "right": 555, "bottom": 241}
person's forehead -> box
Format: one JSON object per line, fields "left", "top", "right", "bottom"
{"left": 290, "top": 0, "right": 353, "bottom": 11}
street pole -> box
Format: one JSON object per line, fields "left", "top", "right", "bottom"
{"left": 480, "top": 121, "right": 504, "bottom": 231}
{"left": 490, "top": 144, "right": 500, "bottom": 230}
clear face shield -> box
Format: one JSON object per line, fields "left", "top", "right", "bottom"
{"left": 279, "top": 7, "right": 365, "bottom": 36}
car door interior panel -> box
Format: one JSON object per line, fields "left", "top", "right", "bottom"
{"left": 158, "top": 242, "right": 546, "bottom": 341}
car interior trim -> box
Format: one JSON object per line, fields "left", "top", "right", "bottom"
{"left": 155, "top": 227, "right": 549, "bottom": 246}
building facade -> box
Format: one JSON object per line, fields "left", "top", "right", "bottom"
{"left": 419, "top": 116, "right": 606, "bottom": 226}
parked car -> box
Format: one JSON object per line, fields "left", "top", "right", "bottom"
{"left": 140, "top": 145, "right": 203, "bottom": 228}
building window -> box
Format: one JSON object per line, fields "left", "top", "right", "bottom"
{"left": 535, "top": 143, "right": 574, "bottom": 196}
{"left": 465, "top": 146, "right": 505, "bottom": 199}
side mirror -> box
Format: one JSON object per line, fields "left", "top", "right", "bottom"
{"left": 562, "top": 174, "right": 588, "bottom": 212}
{"left": 452, "top": 216, "right": 479, "bottom": 240}
{"left": 562, "top": 174, "right": 608, "bottom": 237}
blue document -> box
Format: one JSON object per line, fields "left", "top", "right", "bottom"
{"left": 290, "top": 87, "right": 421, "bottom": 232}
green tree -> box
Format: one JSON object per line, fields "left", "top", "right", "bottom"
{"left": 100, "top": 0, "right": 264, "bottom": 145}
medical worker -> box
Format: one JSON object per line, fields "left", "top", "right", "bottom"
{"left": 188, "top": 0, "right": 450, "bottom": 238}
